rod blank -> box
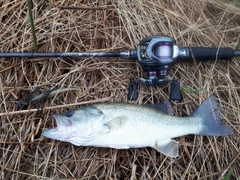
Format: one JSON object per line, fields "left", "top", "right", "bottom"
{"left": 0, "top": 51, "right": 131, "bottom": 58}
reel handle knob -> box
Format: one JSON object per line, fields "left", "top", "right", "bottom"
{"left": 128, "top": 81, "right": 138, "bottom": 100}
{"left": 170, "top": 80, "right": 182, "bottom": 101}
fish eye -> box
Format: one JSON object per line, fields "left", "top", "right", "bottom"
{"left": 66, "top": 110, "right": 75, "bottom": 117}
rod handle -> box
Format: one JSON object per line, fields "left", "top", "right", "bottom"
{"left": 178, "top": 47, "right": 234, "bottom": 61}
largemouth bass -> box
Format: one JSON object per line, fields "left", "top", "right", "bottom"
{"left": 43, "top": 96, "right": 233, "bottom": 157}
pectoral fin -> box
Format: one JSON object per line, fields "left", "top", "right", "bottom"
{"left": 105, "top": 117, "right": 129, "bottom": 149}
{"left": 153, "top": 139, "right": 179, "bottom": 158}
{"left": 106, "top": 116, "right": 126, "bottom": 131}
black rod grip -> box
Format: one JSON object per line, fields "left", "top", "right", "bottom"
{"left": 178, "top": 47, "right": 234, "bottom": 61}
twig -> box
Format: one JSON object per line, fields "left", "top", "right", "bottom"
{"left": 60, "top": 6, "right": 116, "bottom": 11}
{"left": 0, "top": 65, "right": 14, "bottom": 73}
{"left": 0, "top": 97, "right": 112, "bottom": 116}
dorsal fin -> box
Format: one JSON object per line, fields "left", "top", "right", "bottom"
{"left": 146, "top": 100, "right": 173, "bottom": 115}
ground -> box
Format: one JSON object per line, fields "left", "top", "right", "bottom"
{"left": 0, "top": 0, "right": 240, "bottom": 179}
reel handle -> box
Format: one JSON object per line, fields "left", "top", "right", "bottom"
{"left": 178, "top": 47, "right": 234, "bottom": 61}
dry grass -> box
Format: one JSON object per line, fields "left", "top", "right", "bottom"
{"left": 0, "top": 0, "right": 240, "bottom": 179}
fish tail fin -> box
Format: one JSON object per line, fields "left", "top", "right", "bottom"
{"left": 192, "top": 96, "right": 233, "bottom": 136}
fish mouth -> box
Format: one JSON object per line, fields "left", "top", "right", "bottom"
{"left": 42, "top": 115, "right": 61, "bottom": 138}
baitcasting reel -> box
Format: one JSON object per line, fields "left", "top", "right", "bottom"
{"left": 129, "top": 35, "right": 238, "bottom": 85}
{"left": 127, "top": 35, "right": 239, "bottom": 100}
{"left": 127, "top": 36, "right": 181, "bottom": 100}
{"left": 1, "top": 35, "right": 239, "bottom": 100}
{"left": 134, "top": 35, "right": 179, "bottom": 85}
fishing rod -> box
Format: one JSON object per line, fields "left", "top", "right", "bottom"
{"left": 1, "top": 35, "right": 240, "bottom": 100}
